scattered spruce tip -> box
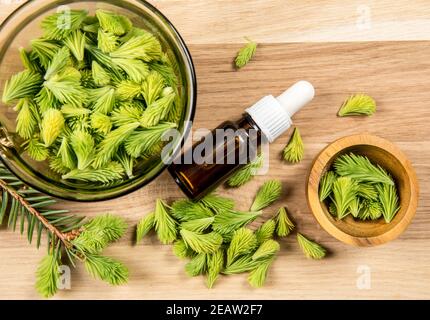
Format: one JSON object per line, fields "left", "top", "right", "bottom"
{"left": 2, "top": 9, "right": 182, "bottom": 184}
{"left": 338, "top": 94, "right": 376, "bottom": 117}
{"left": 275, "top": 207, "right": 295, "bottom": 237}
{"left": 283, "top": 127, "right": 305, "bottom": 163}
{"left": 226, "top": 154, "right": 264, "bottom": 188}
{"left": 250, "top": 180, "right": 282, "bottom": 211}
{"left": 235, "top": 38, "right": 257, "bottom": 69}
{"left": 319, "top": 153, "right": 400, "bottom": 223}
{"left": 297, "top": 233, "right": 326, "bottom": 260}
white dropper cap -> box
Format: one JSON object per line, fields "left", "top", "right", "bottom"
{"left": 246, "top": 81, "right": 315, "bottom": 143}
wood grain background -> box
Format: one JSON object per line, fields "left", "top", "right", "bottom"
{"left": 0, "top": 0, "right": 429, "bottom": 300}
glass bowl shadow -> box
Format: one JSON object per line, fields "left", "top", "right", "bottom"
{"left": 0, "top": 0, "right": 196, "bottom": 201}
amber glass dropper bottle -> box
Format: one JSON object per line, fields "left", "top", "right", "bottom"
{"left": 169, "top": 81, "right": 315, "bottom": 200}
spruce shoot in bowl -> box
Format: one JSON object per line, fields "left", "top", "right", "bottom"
{"left": 0, "top": 1, "right": 196, "bottom": 201}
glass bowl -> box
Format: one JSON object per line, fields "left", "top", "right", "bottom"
{"left": 0, "top": 0, "right": 196, "bottom": 201}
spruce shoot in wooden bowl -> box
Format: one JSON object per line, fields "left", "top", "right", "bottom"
{"left": 307, "top": 134, "right": 419, "bottom": 246}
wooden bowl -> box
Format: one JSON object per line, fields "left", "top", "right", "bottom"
{"left": 307, "top": 134, "right": 419, "bottom": 247}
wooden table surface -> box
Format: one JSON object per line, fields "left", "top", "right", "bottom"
{"left": 1, "top": 0, "right": 430, "bottom": 300}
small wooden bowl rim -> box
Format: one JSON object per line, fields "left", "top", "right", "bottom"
{"left": 306, "top": 134, "right": 419, "bottom": 247}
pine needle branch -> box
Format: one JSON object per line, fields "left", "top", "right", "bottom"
{"left": 0, "top": 174, "right": 71, "bottom": 246}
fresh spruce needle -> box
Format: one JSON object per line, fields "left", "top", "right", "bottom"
{"left": 297, "top": 233, "right": 326, "bottom": 260}
{"left": 136, "top": 212, "right": 155, "bottom": 242}
{"left": 247, "top": 259, "right": 273, "bottom": 288}
{"left": 35, "top": 252, "right": 60, "bottom": 298}
{"left": 275, "top": 207, "right": 295, "bottom": 237}
{"left": 206, "top": 248, "right": 224, "bottom": 288}
{"left": 180, "top": 229, "right": 223, "bottom": 254}
{"left": 376, "top": 184, "right": 400, "bottom": 223}
{"left": 334, "top": 153, "right": 394, "bottom": 185}
{"left": 235, "top": 38, "right": 257, "bottom": 69}
{"left": 2, "top": 70, "right": 42, "bottom": 103}
{"left": 338, "top": 94, "right": 376, "bottom": 117}
{"left": 255, "top": 219, "right": 276, "bottom": 244}
{"left": 227, "top": 154, "right": 264, "bottom": 188}
{"left": 173, "top": 239, "right": 194, "bottom": 259}
{"left": 250, "top": 180, "right": 282, "bottom": 211}
{"left": 154, "top": 199, "right": 177, "bottom": 245}
{"left": 181, "top": 217, "right": 215, "bottom": 233}
{"left": 283, "top": 127, "right": 304, "bottom": 163}
{"left": 185, "top": 253, "right": 207, "bottom": 277}
{"left": 331, "top": 177, "right": 358, "bottom": 220}
{"left": 226, "top": 228, "right": 257, "bottom": 266}
{"left": 319, "top": 171, "right": 336, "bottom": 202}
{"left": 252, "top": 239, "right": 280, "bottom": 261}
{"left": 213, "top": 210, "right": 262, "bottom": 236}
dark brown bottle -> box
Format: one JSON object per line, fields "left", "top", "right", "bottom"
{"left": 169, "top": 114, "right": 262, "bottom": 199}
{"left": 169, "top": 81, "right": 315, "bottom": 200}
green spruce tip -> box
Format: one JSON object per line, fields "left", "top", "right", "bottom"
{"left": 331, "top": 176, "right": 358, "bottom": 220}
{"left": 334, "top": 153, "right": 394, "bottom": 185}
{"left": 275, "top": 207, "right": 295, "bottom": 237}
{"left": 226, "top": 228, "right": 257, "bottom": 266}
{"left": 283, "top": 127, "right": 304, "bottom": 163}
{"left": 250, "top": 180, "right": 282, "bottom": 211}
{"left": 226, "top": 154, "right": 264, "bottom": 188}
{"left": 235, "top": 38, "right": 257, "bottom": 69}
{"left": 297, "top": 233, "right": 326, "bottom": 260}
{"left": 338, "top": 94, "right": 376, "bottom": 117}
{"left": 319, "top": 171, "right": 337, "bottom": 202}
{"left": 255, "top": 219, "right": 276, "bottom": 244}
